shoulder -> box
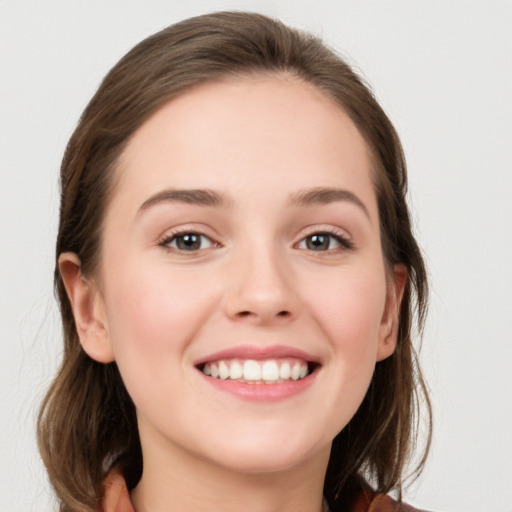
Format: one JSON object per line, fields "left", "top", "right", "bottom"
{"left": 327, "top": 480, "right": 431, "bottom": 512}
{"left": 363, "top": 493, "right": 430, "bottom": 512}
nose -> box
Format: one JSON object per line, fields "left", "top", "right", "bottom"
{"left": 222, "top": 245, "right": 299, "bottom": 325}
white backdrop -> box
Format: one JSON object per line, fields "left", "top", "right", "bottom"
{"left": 1, "top": 1, "right": 511, "bottom": 511}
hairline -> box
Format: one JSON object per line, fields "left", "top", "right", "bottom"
{"left": 92, "top": 70, "right": 390, "bottom": 274}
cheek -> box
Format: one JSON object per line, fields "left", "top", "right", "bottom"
{"left": 306, "top": 269, "right": 387, "bottom": 429}
{"left": 101, "top": 262, "right": 219, "bottom": 415}
{"left": 306, "top": 265, "right": 387, "bottom": 367}
{"left": 103, "top": 262, "right": 216, "bottom": 366}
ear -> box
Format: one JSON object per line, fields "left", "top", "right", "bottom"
{"left": 58, "top": 252, "right": 115, "bottom": 363}
{"left": 376, "top": 264, "right": 407, "bottom": 362}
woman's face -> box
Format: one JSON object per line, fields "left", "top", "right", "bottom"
{"left": 78, "top": 75, "right": 403, "bottom": 475}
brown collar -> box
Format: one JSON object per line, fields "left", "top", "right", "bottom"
{"left": 100, "top": 468, "right": 426, "bottom": 512}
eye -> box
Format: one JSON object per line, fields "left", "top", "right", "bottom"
{"left": 297, "top": 232, "right": 352, "bottom": 251}
{"left": 160, "top": 232, "right": 215, "bottom": 252}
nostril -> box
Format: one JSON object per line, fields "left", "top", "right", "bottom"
{"left": 235, "top": 310, "right": 290, "bottom": 319}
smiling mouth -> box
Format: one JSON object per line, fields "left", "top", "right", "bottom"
{"left": 197, "top": 358, "right": 318, "bottom": 384}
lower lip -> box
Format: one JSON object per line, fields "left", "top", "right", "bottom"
{"left": 197, "top": 369, "right": 318, "bottom": 402}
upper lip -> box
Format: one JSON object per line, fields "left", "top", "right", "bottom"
{"left": 193, "top": 344, "right": 321, "bottom": 367}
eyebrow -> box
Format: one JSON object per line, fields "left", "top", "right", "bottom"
{"left": 138, "top": 188, "right": 231, "bottom": 214}
{"left": 137, "top": 186, "right": 370, "bottom": 219}
{"left": 288, "top": 187, "right": 370, "bottom": 219}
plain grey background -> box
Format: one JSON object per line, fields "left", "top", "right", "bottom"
{"left": 1, "top": 1, "right": 511, "bottom": 511}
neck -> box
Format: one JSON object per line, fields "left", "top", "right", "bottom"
{"left": 131, "top": 431, "right": 330, "bottom": 512}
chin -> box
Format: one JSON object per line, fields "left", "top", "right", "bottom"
{"left": 201, "top": 431, "right": 329, "bottom": 476}
{"left": 217, "top": 452, "right": 311, "bottom": 475}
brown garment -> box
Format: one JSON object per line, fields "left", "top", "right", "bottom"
{"left": 347, "top": 486, "right": 426, "bottom": 512}
{"left": 100, "top": 468, "right": 427, "bottom": 512}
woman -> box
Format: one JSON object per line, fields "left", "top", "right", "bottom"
{"left": 38, "top": 11, "right": 431, "bottom": 512}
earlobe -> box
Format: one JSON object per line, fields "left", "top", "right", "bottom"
{"left": 376, "top": 264, "right": 407, "bottom": 362}
{"left": 58, "top": 252, "right": 115, "bottom": 363}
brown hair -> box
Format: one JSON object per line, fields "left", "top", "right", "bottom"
{"left": 38, "top": 11, "right": 431, "bottom": 512}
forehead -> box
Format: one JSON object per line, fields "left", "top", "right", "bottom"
{"left": 113, "top": 74, "right": 376, "bottom": 216}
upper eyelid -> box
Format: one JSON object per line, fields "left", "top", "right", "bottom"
{"left": 161, "top": 231, "right": 213, "bottom": 242}
{"left": 158, "top": 231, "right": 218, "bottom": 247}
{"left": 294, "top": 226, "right": 355, "bottom": 253}
{"left": 297, "top": 232, "right": 352, "bottom": 248}
{"left": 296, "top": 225, "right": 352, "bottom": 241}
{"left": 157, "top": 232, "right": 220, "bottom": 255}
{"left": 157, "top": 224, "right": 221, "bottom": 243}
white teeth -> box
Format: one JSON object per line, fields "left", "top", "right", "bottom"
{"left": 243, "top": 360, "right": 261, "bottom": 381}
{"left": 218, "top": 361, "right": 229, "bottom": 380}
{"left": 201, "top": 358, "right": 311, "bottom": 383}
{"left": 261, "top": 360, "right": 279, "bottom": 381}
{"left": 230, "top": 361, "right": 243, "bottom": 380}
{"left": 279, "top": 362, "right": 291, "bottom": 380}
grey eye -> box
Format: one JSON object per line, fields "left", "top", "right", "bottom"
{"left": 167, "top": 233, "right": 213, "bottom": 251}
{"left": 297, "top": 233, "right": 345, "bottom": 251}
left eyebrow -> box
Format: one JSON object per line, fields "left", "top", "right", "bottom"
{"left": 288, "top": 187, "right": 371, "bottom": 220}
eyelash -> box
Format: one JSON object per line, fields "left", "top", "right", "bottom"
{"left": 296, "top": 230, "right": 354, "bottom": 252}
{"left": 158, "top": 230, "right": 219, "bottom": 252}
{"left": 158, "top": 229, "right": 354, "bottom": 253}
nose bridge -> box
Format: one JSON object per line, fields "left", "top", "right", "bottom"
{"left": 223, "top": 233, "right": 297, "bottom": 323}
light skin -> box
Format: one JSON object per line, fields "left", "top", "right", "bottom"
{"left": 60, "top": 74, "right": 406, "bottom": 512}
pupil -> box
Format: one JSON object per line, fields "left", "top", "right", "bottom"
{"left": 178, "top": 234, "right": 200, "bottom": 250}
{"left": 308, "top": 234, "right": 329, "bottom": 250}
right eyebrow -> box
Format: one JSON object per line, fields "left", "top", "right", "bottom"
{"left": 137, "top": 188, "right": 232, "bottom": 216}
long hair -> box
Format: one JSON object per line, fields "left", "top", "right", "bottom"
{"left": 37, "top": 11, "right": 431, "bottom": 512}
